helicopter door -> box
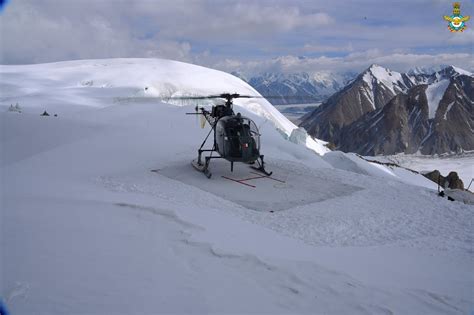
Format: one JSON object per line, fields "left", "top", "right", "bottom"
{"left": 247, "top": 119, "right": 260, "bottom": 153}
{"left": 239, "top": 118, "right": 260, "bottom": 161}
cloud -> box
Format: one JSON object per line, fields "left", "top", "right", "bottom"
{"left": 0, "top": 0, "right": 472, "bottom": 77}
{"left": 0, "top": 1, "right": 133, "bottom": 63}
{"left": 214, "top": 51, "right": 474, "bottom": 75}
{"left": 0, "top": 0, "right": 335, "bottom": 64}
{"left": 146, "top": 2, "right": 334, "bottom": 40}
{"left": 302, "top": 43, "right": 354, "bottom": 53}
{"left": 144, "top": 41, "right": 193, "bottom": 62}
{"left": 446, "top": 28, "right": 474, "bottom": 45}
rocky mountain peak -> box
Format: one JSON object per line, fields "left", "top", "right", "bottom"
{"left": 300, "top": 64, "right": 474, "bottom": 155}
{"left": 367, "top": 63, "right": 387, "bottom": 72}
{"left": 436, "top": 65, "right": 473, "bottom": 79}
{"left": 236, "top": 71, "right": 355, "bottom": 105}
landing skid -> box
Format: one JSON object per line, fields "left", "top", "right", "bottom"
{"left": 250, "top": 165, "right": 272, "bottom": 176}
{"left": 251, "top": 155, "right": 272, "bottom": 176}
{"left": 191, "top": 159, "right": 212, "bottom": 178}
{"left": 192, "top": 154, "right": 271, "bottom": 179}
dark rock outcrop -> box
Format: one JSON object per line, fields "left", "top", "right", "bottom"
{"left": 300, "top": 65, "right": 474, "bottom": 155}
{"left": 445, "top": 172, "right": 464, "bottom": 190}
{"left": 423, "top": 170, "right": 464, "bottom": 189}
{"left": 300, "top": 64, "right": 415, "bottom": 147}
{"left": 419, "top": 74, "right": 474, "bottom": 154}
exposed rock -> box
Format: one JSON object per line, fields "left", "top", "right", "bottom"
{"left": 419, "top": 74, "right": 474, "bottom": 154}
{"left": 446, "top": 172, "right": 464, "bottom": 190}
{"left": 300, "top": 65, "right": 474, "bottom": 155}
{"left": 423, "top": 170, "right": 446, "bottom": 187}
{"left": 300, "top": 64, "right": 418, "bottom": 147}
{"left": 423, "top": 170, "right": 464, "bottom": 190}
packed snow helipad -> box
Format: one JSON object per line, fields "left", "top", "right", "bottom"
{"left": 157, "top": 158, "right": 362, "bottom": 212}
{"left": 2, "top": 59, "right": 473, "bottom": 314}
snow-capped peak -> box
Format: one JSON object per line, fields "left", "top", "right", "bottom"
{"left": 310, "top": 71, "right": 337, "bottom": 85}
{"left": 367, "top": 64, "right": 401, "bottom": 81}
{"left": 422, "top": 65, "right": 471, "bottom": 120}
{"left": 407, "top": 66, "right": 440, "bottom": 76}
{"left": 362, "top": 64, "right": 405, "bottom": 95}
{"left": 367, "top": 63, "right": 385, "bottom": 71}
{"left": 450, "top": 65, "right": 472, "bottom": 76}
{"left": 438, "top": 65, "right": 473, "bottom": 78}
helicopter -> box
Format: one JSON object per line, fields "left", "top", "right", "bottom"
{"left": 171, "top": 93, "right": 271, "bottom": 178}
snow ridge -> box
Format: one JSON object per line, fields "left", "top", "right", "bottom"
{"left": 0, "top": 58, "right": 329, "bottom": 155}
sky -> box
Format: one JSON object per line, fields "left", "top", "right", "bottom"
{"left": 0, "top": 0, "right": 473, "bottom": 75}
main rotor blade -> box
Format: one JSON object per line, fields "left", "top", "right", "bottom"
{"left": 116, "top": 94, "right": 322, "bottom": 103}
{"left": 249, "top": 95, "right": 321, "bottom": 100}
{"left": 165, "top": 93, "right": 257, "bottom": 100}
{"left": 165, "top": 95, "right": 222, "bottom": 100}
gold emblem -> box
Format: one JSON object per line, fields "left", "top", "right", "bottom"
{"left": 444, "top": 2, "right": 470, "bottom": 32}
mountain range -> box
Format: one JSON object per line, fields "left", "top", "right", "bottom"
{"left": 232, "top": 71, "right": 355, "bottom": 105}
{"left": 299, "top": 64, "right": 473, "bottom": 155}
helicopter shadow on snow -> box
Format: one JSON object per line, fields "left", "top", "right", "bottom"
{"left": 157, "top": 158, "right": 362, "bottom": 213}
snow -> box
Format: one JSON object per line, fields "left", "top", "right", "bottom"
{"left": 451, "top": 66, "right": 473, "bottom": 76}
{"left": 0, "top": 58, "right": 328, "bottom": 155}
{"left": 444, "top": 189, "right": 474, "bottom": 205}
{"left": 323, "top": 152, "right": 438, "bottom": 189}
{"left": 425, "top": 79, "right": 450, "bottom": 119}
{"left": 309, "top": 70, "right": 352, "bottom": 88}
{"left": 369, "top": 111, "right": 384, "bottom": 129}
{"left": 408, "top": 66, "right": 432, "bottom": 76}
{"left": 311, "top": 70, "right": 335, "bottom": 85}
{"left": 379, "top": 153, "right": 474, "bottom": 189}
{"left": 362, "top": 72, "right": 375, "bottom": 109}
{"left": 367, "top": 64, "right": 405, "bottom": 95}
{"left": 1, "top": 58, "right": 473, "bottom": 314}
{"left": 444, "top": 101, "right": 455, "bottom": 120}
{"left": 361, "top": 64, "right": 408, "bottom": 108}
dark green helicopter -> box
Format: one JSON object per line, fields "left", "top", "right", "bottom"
{"left": 176, "top": 93, "right": 271, "bottom": 178}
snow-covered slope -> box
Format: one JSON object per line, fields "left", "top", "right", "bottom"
{"left": 362, "top": 64, "right": 410, "bottom": 96}
{"left": 425, "top": 79, "right": 450, "bottom": 119}
{"left": 373, "top": 153, "right": 474, "bottom": 188}
{"left": 1, "top": 59, "right": 473, "bottom": 314}
{"left": 235, "top": 71, "right": 354, "bottom": 105}
{"left": 0, "top": 58, "right": 329, "bottom": 155}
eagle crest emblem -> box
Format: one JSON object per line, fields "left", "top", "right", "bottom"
{"left": 444, "top": 2, "right": 470, "bottom": 32}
